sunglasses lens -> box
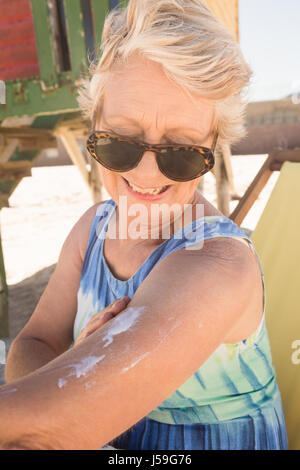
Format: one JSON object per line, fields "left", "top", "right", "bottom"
{"left": 89, "top": 134, "right": 214, "bottom": 181}
{"left": 94, "top": 138, "right": 142, "bottom": 171}
{"left": 158, "top": 149, "right": 211, "bottom": 181}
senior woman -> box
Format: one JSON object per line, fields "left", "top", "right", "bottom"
{"left": 2, "top": 0, "right": 288, "bottom": 450}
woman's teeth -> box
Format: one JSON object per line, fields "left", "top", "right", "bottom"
{"left": 127, "top": 180, "right": 169, "bottom": 195}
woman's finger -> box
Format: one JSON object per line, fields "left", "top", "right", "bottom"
{"left": 86, "top": 300, "right": 129, "bottom": 333}
{"left": 76, "top": 312, "right": 117, "bottom": 344}
{"left": 75, "top": 296, "right": 131, "bottom": 345}
{"left": 84, "top": 313, "right": 115, "bottom": 336}
{"left": 89, "top": 296, "right": 131, "bottom": 325}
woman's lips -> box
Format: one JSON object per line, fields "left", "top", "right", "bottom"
{"left": 122, "top": 177, "right": 172, "bottom": 201}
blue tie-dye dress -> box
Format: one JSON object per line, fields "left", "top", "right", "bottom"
{"left": 74, "top": 199, "right": 288, "bottom": 450}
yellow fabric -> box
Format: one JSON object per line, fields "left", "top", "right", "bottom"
{"left": 250, "top": 161, "right": 300, "bottom": 450}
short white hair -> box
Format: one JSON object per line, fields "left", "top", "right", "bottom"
{"left": 77, "top": 0, "right": 253, "bottom": 147}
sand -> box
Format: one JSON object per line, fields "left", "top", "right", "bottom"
{"left": 0, "top": 155, "right": 280, "bottom": 381}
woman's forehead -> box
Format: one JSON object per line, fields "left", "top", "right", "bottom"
{"left": 96, "top": 101, "right": 215, "bottom": 140}
{"left": 95, "top": 55, "right": 216, "bottom": 133}
{"left": 100, "top": 87, "right": 215, "bottom": 131}
{"left": 104, "top": 58, "right": 215, "bottom": 112}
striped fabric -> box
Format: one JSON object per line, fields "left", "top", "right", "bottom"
{"left": 74, "top": 199, "right": 288, "bottom": 449}
{"left": 107, "top": 403, "right": 288, "bottom": 450}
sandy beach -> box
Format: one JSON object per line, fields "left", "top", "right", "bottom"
{"left": 0, "top": 155, "right": 280, "bottom": 384}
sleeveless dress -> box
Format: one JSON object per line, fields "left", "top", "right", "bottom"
{"left": 74, "top": 199, "right": 288, "bottom": 450}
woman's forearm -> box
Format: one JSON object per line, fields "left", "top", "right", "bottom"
{"left": 5, "top": 337, "right": 59, "bottom": 383}
{"left": 0, "top": 342, "right": 95, "bottom": 449}
{"left": 0, "top": 328, "right": 116, "bottom": 450}
{"left": 0, "top": 306, "right": 162, "bottom": 450}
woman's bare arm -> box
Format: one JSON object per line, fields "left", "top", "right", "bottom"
{"left": 5, "top": 202, "right": 102, "bottom": 382}
{"left": 0, "top": 237, "right": 257, "bottom": 449}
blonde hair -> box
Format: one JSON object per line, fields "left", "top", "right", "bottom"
{"left": 77, "top": 0, "right": 253, "bottom": 147}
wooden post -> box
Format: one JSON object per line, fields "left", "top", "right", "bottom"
{"left": 55, "top": 125, "right": 103, "bottom": 202}
{"left": 0, "top": 212, "right": 9, "bottom": 338}
{"left": 55, "top": 127, "right": 90, "bottom": 188}
{"left": 222, "top": 143, "right": 241, "bottom": 200}
{"left": 230, "top": 148, "right": 300, "bottom": 225}
{"left": 214, "top": 145, "right": 230, "bottom": 216}
{"left": 0, "top": 139, "right": 18, "bottom": 164}
{"left": 89, "top": 157, "right": 103, "bottom": 203}
{"left": 229, "top": 155, "right": 274, "bottom": 226}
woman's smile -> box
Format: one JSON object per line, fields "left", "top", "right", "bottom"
{"left": 122, "top": 176, "right": 173, "bottom": 201}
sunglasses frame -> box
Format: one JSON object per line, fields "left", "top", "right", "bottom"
{"left": 86, "top": 128, "right": 218, "bottom": 182}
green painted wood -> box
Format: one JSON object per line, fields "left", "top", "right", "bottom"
{"left": 9, "top": 149, "right": 39, "bottom": 163}
{"left": 0, "top": 78, "right": 79, "bottom": 120}
{"left": 30, "top": 0, "right": 59, "bottom": 90}
{"left": 31, "top": 114, "right": 65, "bottom": 130}
{"left": 64, "top": 0, "right": 89, "bottom": 80}
{"left": 91, "top": 0, "right": 110, "bottom": 61}
{"left": 1, "top": 1, "right": 114, "bottom": 120}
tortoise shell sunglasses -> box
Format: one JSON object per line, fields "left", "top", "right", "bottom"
{"left": 86, "top": 112, "right": 218, "bottom": 182}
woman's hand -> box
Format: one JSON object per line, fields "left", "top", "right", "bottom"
{"left": 74, "top": 296, "right": 131, "bottom": 346}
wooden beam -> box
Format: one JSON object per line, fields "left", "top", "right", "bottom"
{"left": 18, "top": 138, "right": 57, "bottom": 152}
{"left": 0, "top": 127, "right": 55, "bottom": 139}
{"left": 0, "top": 196, "right": 9, "bottom": 210}
{"left": 272, "top": 148, "right": 300, "bottom": 163}
{"left": 54, "top": 117, "right": 90, "bottom": 136}
{"left": 54, "top": 126, "right": 90, "bottom": 187}
{"left": 269, "top": 162, "right": 284, "bottom": 172}
{"left": 229, "top": 154, "right": 274, "bottom": 226}
{"left": 0, "top": 140, "right": 19, "bottom": 164}
{"left": 269, "top": 148, "right": 300, "bottom": 171}
{"left": 0, "top": 161, "right": 32, "bottom": 180}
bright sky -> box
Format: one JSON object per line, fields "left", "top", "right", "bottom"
{"left": 239, "top": 0, "right": 300, "bottom": 102}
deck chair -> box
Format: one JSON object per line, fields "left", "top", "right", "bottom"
{"left": 230, "top": 149, "right": 300, "bottom": 450}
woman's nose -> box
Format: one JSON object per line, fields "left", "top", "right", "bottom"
{"left": 131, "top": 150, "right": 161, "bottom": 177}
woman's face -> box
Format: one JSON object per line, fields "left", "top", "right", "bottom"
{"left": 95, "top": 54, "right": 216, "bottom": 212}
